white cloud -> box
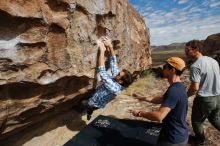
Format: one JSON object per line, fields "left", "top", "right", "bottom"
{"left": 164, "top": 12, "right": 174, "bottom": 17}
{"left": 178, "top": 0, "right": 189, "bottom": 5}
{"left": 150, "top": 15, "right": 220, "bottom": 45}
{"left": 202, "top": 0, "right": 210, "bottom": 6}
{"left": 130, "top": 0, "right": 220, "bottom": 45}
{"left": 202, "top": 0, "right": 220, "bottom": 8}
{"left": 188, "top": 7, "right": 203, "bottom": 13}
{"left": 210, "top": 1, "right": 220, "bottom": 8}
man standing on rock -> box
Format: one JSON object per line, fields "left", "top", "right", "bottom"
{"left": 185, "top": 40, "right": 220, "bottom": 146}
{"left": 130, "top": 57, "right": 188, "bottom": 146}
{"left": 84, "top": 37, "right": 133, "bottom": 120}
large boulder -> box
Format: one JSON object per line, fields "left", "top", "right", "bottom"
{"left": 0, "top": 0, "right": 151, "bottom": 139}
{"left": 203, "top": 33, "right": 220, "bottom": 64}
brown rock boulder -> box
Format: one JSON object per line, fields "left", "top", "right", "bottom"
{"left": 0, "top": 0, "right": 151, "bottom": 139}
{"left": 203, "top": 33, "right": 220, "bottom": 64}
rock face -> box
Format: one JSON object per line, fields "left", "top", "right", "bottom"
{"left": 203, "top": 33, "right": 220, "bottom": 64}
{"left": 0, "top": 0, "right": 151, "bottom": 139}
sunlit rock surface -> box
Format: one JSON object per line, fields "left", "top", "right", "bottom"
{"left": 0, "top": 0, "right": 151, "bottom": 139}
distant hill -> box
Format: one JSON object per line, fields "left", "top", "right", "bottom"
{"left": 151, "top": 42, "right": 185, "bottom": 51}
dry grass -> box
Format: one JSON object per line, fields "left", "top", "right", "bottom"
{"left": 152, "top": 48, "right": 186, "bottom": 66}
{"left": 123, "top": 73, "right": 157, "bottom": 96}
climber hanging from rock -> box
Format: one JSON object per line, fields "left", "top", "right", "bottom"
{"left": 83, "top": 37, "right": 133, "bottom": 120}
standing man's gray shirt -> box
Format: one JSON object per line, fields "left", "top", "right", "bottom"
{"left": 190, "top": 56, "right": 220, "bottom": 97}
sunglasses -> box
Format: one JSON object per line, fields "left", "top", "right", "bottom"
{"left": 163, "top": 64, "right": 170, "bottom": 70}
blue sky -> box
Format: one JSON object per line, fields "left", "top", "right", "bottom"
{"left": 129, "top": 0, "right": 220, "bottom": 46}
